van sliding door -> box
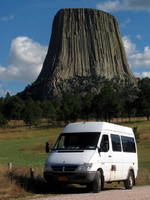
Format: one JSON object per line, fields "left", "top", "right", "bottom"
{"left": 99, "top": 134, "right": 113, "bottom": 182}
{"left": 110, "top": 134, "right": 123, "bottom": 181}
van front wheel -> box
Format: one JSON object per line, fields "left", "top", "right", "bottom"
{"left": 92, "top": 171, "right": 102, "bottom": 193}
{"left": 124, "top": 171, "right": 134, "bottom": 189}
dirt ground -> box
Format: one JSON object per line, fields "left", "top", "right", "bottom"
{"left": 31, "top": 186, "right": 150, "bottom": 200}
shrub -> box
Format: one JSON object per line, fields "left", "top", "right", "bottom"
{"left": 133, "top": 126, "right": 140, "bottom": 143}
{"left": 0, "top": 112, "right": 8, "bottom": 127}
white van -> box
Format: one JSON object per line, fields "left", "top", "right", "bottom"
{"left": 44, "top": 122, "right": 138, "bottom": 192}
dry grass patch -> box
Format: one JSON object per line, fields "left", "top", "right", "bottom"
{"left": 21, "top": 144, "right": 44, "bottom": 152}
{"left": 136, "top": 168, "right": 150, "bottom": 185}
{"left": 0, "top": 166, "right": 27, "bottom": 200}
{"left": 0, "top": 127, "right": 61, "bottom": 140}
{"left": 0, "top": 165, "right": 54, "bottom": 199}
{"left": 140, "top": 134, "right": 150, "bottom": 140}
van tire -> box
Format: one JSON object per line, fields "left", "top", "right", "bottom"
{"left": 124, "top": 171, "right": 134, "bottom": 189}
{"left": 86, "top": 183, "right": 92, "bottom": 191}
{"left": 92, "top": 171, "right": 102, "bottom": 193}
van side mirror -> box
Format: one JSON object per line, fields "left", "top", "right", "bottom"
{"left": 45, "top": 142, "right": 50, "bottom": 153}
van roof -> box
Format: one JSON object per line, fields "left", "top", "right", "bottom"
{"left": 62, "top": 122, "right": 133, "bottom": 136}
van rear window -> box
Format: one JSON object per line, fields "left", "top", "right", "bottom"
{"left": 121, "top": 136, "right": 136, "bottom": 153}
{"left": 111, "top": 134, "right": 121, "bottom": 152}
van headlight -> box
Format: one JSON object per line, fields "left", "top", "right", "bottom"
{"left": 76, "top": 163, "right": 93, "bottom": 171}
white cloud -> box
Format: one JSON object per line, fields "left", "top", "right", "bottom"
{"left": 130, "top": 46, "right": 150, "bottom": 67}
{"left": 134, "top": 72, "right": 150, "bottom": 78}
{"left": 0, "top": 15, "right": 15, "bottom": 22}
{"left": 96, "top": 0, "right": 122, "bottom": 12}
{"left": 0, "top": 37, "right": 47, "bottom": 82}
{"left": 122, "top": 36, "right": 137, "bottom": 56}
{"left": 126, "top": 0, "right": 150, "bottom": 11}
{"left": 96, "top": 0, "right": 150, "bottom": 12}
{"left": 122, "top": 35, "right": 150, "bottom": 78}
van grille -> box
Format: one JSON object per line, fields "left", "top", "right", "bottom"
{"left": 51, "top": 165, "right": 78, "bottom": 172}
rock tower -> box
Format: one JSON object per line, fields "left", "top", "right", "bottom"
{"left": 20, "top": 8, "right": 136, "bottom": 100}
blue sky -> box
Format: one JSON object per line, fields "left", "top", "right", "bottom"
{"left": 1, "top": 0, "right": 150, "bottom": 97}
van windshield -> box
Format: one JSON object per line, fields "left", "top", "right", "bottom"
{"left": 53, "top": 132, "right": 100, "bottom": 150}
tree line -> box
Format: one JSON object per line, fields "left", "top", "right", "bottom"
{"left": 0, "top": 77, "right": 150, "bottom": 127}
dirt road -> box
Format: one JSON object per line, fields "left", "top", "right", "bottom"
{"left": 32, "top": 186, "right": 150, "bottom": 200}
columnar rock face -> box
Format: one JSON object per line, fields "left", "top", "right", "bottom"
{"left": 20, "top": 8, "right": 136, "bottom": 100}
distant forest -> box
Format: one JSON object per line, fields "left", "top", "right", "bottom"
{"left": 0, "top": 77, "right": 150, "bottom": 127}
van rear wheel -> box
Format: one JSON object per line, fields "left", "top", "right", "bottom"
{"left": 92, "top": 171, "right": 102, "bottom": 193}
{"left": 124, "top": 171, "right": 134, "bottom": 189}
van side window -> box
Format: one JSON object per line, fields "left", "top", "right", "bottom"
{"left": 111, "top": 134, "right": 121, "bottom": 152}
{"left": 100, "top": 135, "right": 109, "bottom": 152}
{"left": 121, "top": 136, "right": 136, "bottom": 153}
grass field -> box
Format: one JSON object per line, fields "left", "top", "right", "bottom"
{"left": 0, "top": 120, "right": 150, "bottom": 199}
{"left": 0, "top": 127, "right": 61, "bottom": 168}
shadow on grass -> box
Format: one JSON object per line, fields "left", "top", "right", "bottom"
{"left": 8, "top": 172, "right": 90, "bottom": 194}
{"left": 9, "top": 172, "right": 125, "bottom": 195}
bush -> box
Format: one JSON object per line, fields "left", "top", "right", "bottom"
{"left": 133, "top": 126, "right": 140, "bottom": 143}
{"left": 0, "top": 112, "right": 8, "bottom": 127}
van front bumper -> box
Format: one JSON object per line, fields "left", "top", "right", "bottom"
{"left": 44, "top": 171, "right": 96, "bottom": 184}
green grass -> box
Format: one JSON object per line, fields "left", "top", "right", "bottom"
{"left": 137, "top": 139, "right": 150, "bottom": 185}
{"left": 0, "top": 127, "right": 61, "bottom": 168}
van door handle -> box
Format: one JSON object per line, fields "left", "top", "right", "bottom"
{"left": 108, "top": 155, "right": 112, "bottom": 158}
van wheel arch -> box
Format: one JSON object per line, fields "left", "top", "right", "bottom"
{"left": 128, "top": 169, "right": 135, "bottom": 185}
{"left": 88, "top": 168, "right": 104, "bottom": 193}
{"left": 92, "top": 170, "right": 102, "bottom": 193}
{"left": 124, "top": 169, "right": 135, "bottom": 189}
{"left": 97, "top": 168, "right": 104, "bottom": 190}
